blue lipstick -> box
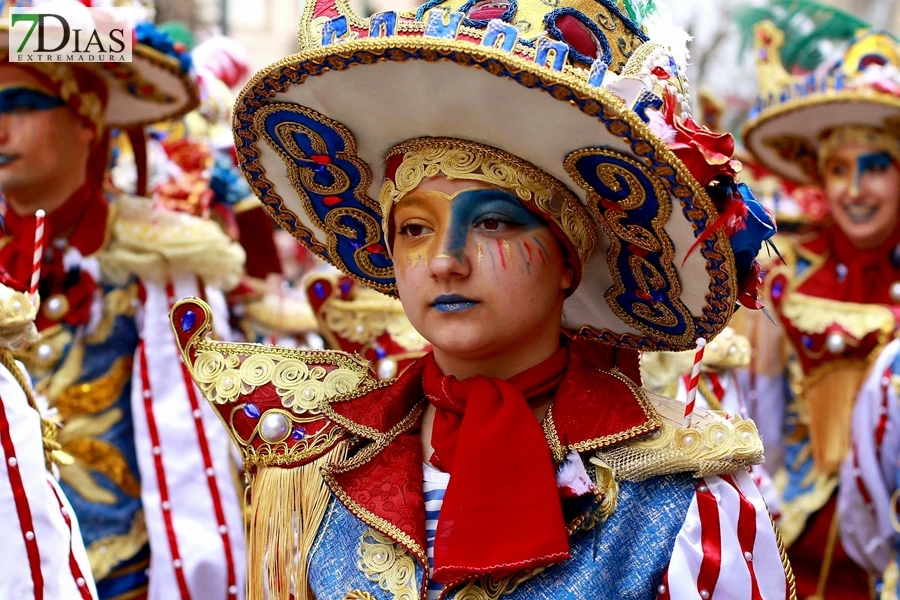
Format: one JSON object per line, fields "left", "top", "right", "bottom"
{"left": 431, "top": 294, "right": 478, "bottom": 313}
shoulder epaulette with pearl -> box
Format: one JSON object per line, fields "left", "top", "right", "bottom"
{"left": 170, "top": 297, "right": 383, "bottom": 470}
{"left": 593, "top": 390, "right": 765, "bottom": 482}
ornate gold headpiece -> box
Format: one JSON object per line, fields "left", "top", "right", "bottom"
{"left": 379, "top": 137, "right": 596, "bottom": 268}
{"left": 818, "top": 124, "right": 900, "bottom": 173}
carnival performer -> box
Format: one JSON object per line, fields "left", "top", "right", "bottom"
{"left": 0, "top": 253, "right": 98, "bottom": 599}
{"left": 740, "top": 3, "right": 900, "bottom": 596}
{"left": 169, "top": 2, "right": 792, "bottom": 598}
{"left": 0, "top": 1, "right": 246, "bottom": 598}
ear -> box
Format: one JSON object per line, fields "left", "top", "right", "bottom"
{"left": 78, "top": 122, "right": 95, "bottom": 146}
{"left": 560, "top": 263, "right": 575, "bottom": 291}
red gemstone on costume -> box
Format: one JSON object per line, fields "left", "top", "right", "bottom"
{"left": 651, "top": 66, "right": 670, "bottom": 80}
{"left": 368, "top": 243, "right": 386, "bottom": 255}
{"left": 323, "top": 196, "right": 343, "bottom": 206}
{"left": 636, "top": 290, "right": 652, "bottom": 301}
{"left": 310, "top": 155, "right": 332, "bottom": 165}
{"left": 627, "top": 244, "right": 649, "bottom": 258}
{"left": 174, "top": 42, "right": 187, "bottom": 53}
{"left": 141, "top": 85, "right": 154, "bottom": 94}
{"left": 600, "top": 199, "right": 621, "bottom": 211}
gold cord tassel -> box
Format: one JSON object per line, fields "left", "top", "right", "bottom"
{"left": 247, "top": 442, "right": 348, "bottom": 600}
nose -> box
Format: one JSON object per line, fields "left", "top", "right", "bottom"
{"left": 429, "top": 249, "right": 471, "bottom": 281}
{"left": 848, "top": 169, "right": 861, "bottom": 199}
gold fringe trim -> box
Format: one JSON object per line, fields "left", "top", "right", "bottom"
{"left": 771, "top": 512, "right": 797, "bottom": 600}
{"left": 248, "top": 442, "right": 348, "bottom": 600}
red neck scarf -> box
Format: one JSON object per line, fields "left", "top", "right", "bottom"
{"left": 422, "top": 346, "right": 570, "bottom": 584}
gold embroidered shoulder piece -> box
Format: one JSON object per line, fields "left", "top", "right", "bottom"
{"left": 170, "top": 297, "right": 384, "bottom": 600}
{"left": 592, "top": 390, "right": 765, "bottom": 482}
{"left": 100, "top": 194, "right": 246, "bottom": 292}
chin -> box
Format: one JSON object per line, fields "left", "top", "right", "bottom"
{"left": 420, "top": 324, "right": 500, "bottom": 360}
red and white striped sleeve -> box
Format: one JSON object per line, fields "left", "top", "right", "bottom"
{"left": 838, "top": 338, "right": 900, "bottom": 576}
{"left": 0, "top": 358, "right": 97, "bottom": 600}
{"left": 657, "top": 469, "right": 789, "bottom": 600}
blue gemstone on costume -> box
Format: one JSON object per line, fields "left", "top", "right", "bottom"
{"left": 802, "top": 335, "right": 814, "bottom": 349}
{"left": 652, "top": 291, "right": 665, "bottom": 303}
{"left": 313, "top": 281, "right": 326, "bottom": 299}
{"left": 181, "top": 310, "right": 196, "bottom": 331}
{"left": 243, "top": 403, "right": 261, "bottom": 419}
{"left": 772, "top": 280, "right": 783, "bottom": 299}
{"left": 313, "top": 167, "right": 335, "bottom": 187}
{"left": 292, "top": 427, "right": 306, "bottom": 441}
{"left": 375, "top": 345, "right": 387, "bottom": 359}
{"left": 759, "top": 49, "right": 767, "bottom": 61}
{"left": 350, "top": 240, "right": 362, "bottom": 249}
{"left": 339, "top": 279, "right": 352, "bottom": 296}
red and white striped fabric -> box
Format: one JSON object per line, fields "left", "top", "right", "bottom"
{"left": 659, "top": 469, "right": 789, "bottom": 599}
{"left": 676, "top": 372, "right": 781, "bottom": 520}
{"left": 838, "top": 338, "right": 900, "bottom": 576}
{"left": 131, "top": 276, "right": 245, "bottom": 600}
{"left": 0, "top": 358, "right": 97, "bottom": 600}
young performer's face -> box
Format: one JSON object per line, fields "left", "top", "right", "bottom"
{"left": 0, "top": 65, "right": 94, "bottom": 207}
{"left": 822, "top": 142, "right": 900, "bottom": 249}
{"left": 391, "top": 175, "right": 573, "bottom": 361}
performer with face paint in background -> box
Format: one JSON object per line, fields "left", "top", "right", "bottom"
{"left": 171, "top": 1, "right": 791, "bottom": 598}
{"left": 0, "top": 1, "right": 247, "bottom": 598}
{"left": 740, "top": 4, "right": 900, "bottom": 597}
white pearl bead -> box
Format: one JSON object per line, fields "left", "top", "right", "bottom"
{"left": 378, "top": 358, "right": 398, "bottom": 380}
{"left": 219, "top": 525, "right": 228, "bottom": 534}
{"left": 173, "top": 559, "right": 182, "bottom": 569}
{"left": 7, "top": 457, "right": 17, "bottom": 467}
{"left": 46, "top": 296, "right": 63, "bottom": 315}
{"left": 355, "top": 324, "right": 365, "bottom": 334}
{"left": 152, "top": 446, "right": 161, "bottom": 456}
{"left": 698, "top": 484, "right": 708, "bottom": 493}
{"left": 143, "top": 389, "right": 151, "bottom": 399}
{"left": 260, "top": 412, "right": 290, "bottom": 443}
{"left": 701, "top": 590, "right": 710, "bottom": 599}
{"left": 657, "top": 584, "right": 667, "bottom": 595}
{"left": 11, "top": 300, "right": 22, "bottom": 312}
{"left": 891, "top": 282, "right": 900, "bottom": 303}
{"left": 25, "top": 531, "right": 34, "bottom": 541}
{"left": 205, "top": 467, "right": 215, "bottom": 477}
{"left": 744, "top": 551, "right": 753, "bottom": 561}
{"left": 36, "top": 344, "right": 53, "bottom": 361}
{"left": 682, "top": 434, "right": 695, "bottom": 447}
{"left": 228, "top": 586, "right": 238, "bottom": 595}
{"left": 223, "top": 378, "right": 233, "bottom": 387}
{"left": 192, "top": 409, "right": 202, "bottom": 419}
{"left": 836, "top": 263, "right": 848, "bottom": 281}
{"left": 162, "top": 501, "right": 170, "bottom": 511}
{"left": 826, "top": 332, "right": 846, "bottom": 354}
{"left": 713, "top": 431, "right": 725, "bottom": 443}
{"left": 76, "top": 578, "right": 85, "bottom": 587}
{"left": 302, "top": 389, "right": 315, "bottom": 401}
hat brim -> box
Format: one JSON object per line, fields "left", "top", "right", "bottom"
{"left": 234, "top": 36, "right": 738, "bottom": 351}
{"left": 743, "top": 91, "right": 900, "bottom": 185}
{"left": 0, "top": 31, "right": 199, "bottom": 127}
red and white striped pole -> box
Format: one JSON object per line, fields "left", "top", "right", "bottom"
{"left": 683, "top": 337, "right": 707, "bottom": 428}
{"left": 29, "top": 209, "right": 45, "bottom": 301}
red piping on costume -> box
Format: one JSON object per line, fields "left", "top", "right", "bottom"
{"left": 46, "top": 481, "right": 93, "bottom": 600}
{"left": 137, "top": 341, "right": 193, "bottom": 599}
{"left": 723, "top": 475, "right": 763, "bottom": 600}
{"left": 876, "top": 366, "right": 892, "bottom": 463}
{"left": 695, "top": 480, "right": 722, "bottom": 599}
{"left": 165, "top": 281, "right": 238, "bottom": 599}
{"left": 0, "top": 392, "right": 44, "bottom": 600}
{"left": 852, "top": 443, "right": 873, "bottom": 506}
{"left": 707, "top": 373, "right": 726, "bottom": 405}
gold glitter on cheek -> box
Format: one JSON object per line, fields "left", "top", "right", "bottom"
{"left": 502, "top": 240, "right": 512, "bottom": 265}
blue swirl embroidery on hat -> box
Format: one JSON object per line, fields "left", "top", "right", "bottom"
{"left": 256, "top": 103, "right": 394, "bottom": 288}
{"left": 417, "top": 0, "right": 519, "bottom": 29}
{"left": 565, "top": 148, "right": 693, "bottom": 338}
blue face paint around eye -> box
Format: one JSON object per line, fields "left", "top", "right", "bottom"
{"left": 442, "top": 188, "right": 545, "bottom": 260}
{"left": 0, "top": 86, "right": 66, "bottom": 115}
{"left": 856, "top": 151, "right": 894, "bottom": 186}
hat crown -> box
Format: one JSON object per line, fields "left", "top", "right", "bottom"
{"left": 751, "top": 20, "right": 900, "bottom": 116}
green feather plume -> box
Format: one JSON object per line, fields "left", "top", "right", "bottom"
{"left": 621, "top": 0, "right": 658, "bottom": 26}
{"left": 734, "top": 0, "right": 870, "bottom": 72}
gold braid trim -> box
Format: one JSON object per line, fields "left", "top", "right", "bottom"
{"left": 379, "top": 137, "right": 596, "bottom": 268}
{"left": 818, "top": 124, "right": 900, "bottom": 175}
{"left": 0, "top": 349, "right": 62, "bottom": 470}
{"left": 771, "top": 512, "right": 797, "bottom": 600}
{"left": 248, "top": 441, "right": 349, "bottom": 600}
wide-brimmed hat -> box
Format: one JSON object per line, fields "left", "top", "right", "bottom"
{"left": 0, "top": 0, "right": 198, "bottom": 127}
{"left": 232, "top": 0, "right": 774, "bottom": 351}
{"left": 742, "top": 2, "right": 900, "bottom": 184}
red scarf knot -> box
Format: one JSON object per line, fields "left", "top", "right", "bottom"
{"left": 422, "top": 346, "right": 571, "bottom": 585}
